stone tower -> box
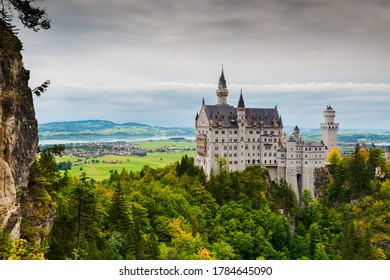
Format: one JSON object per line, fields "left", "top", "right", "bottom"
{"left": 216, "top": 68, "right": 228, "bottom": 105}
{"left": 385, "top": 146, "right": 390, "bottom": 163}
{"left": 321, "top": 105, "right": 339, "bottom": 157}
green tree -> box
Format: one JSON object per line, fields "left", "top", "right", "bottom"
{"left": 71, "top": 173, "right": 105, "bottom": 259}
{"left": 0, "top": 228, "right": 12, "bottom": 259}
{"left": 1, "top": 0, "right": 50, "bottom": 31}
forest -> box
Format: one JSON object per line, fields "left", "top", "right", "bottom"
{"left": 1, "top": 146, "right": 390, "bottom": 260}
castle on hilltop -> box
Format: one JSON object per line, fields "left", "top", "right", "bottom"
{"left": 195, "top": 68, "right": 339, "bottom": 198}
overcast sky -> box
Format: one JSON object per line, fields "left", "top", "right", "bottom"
{"left": 16, "top": 0, "right": 390, "bottom": 129}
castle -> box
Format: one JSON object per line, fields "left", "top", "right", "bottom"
{"left": 195, "top": 69, "right": 338, "bottom": 198}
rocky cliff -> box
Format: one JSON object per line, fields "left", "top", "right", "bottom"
{"left": 0, "top": 23, "right": 39, "bottom": 240}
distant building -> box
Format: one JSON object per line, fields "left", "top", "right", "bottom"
{"left": 195, "top": 68, "right": 333, "bottom": 198}
{"left": 354, "top": 143, "right": 376, "bottom": 154}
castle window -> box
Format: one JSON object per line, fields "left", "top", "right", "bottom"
{"left": 215, "top": 154, "right": 219, "bottom": 158}
{"left": 229, "top": 130, "right": 232, "bottom": 134}
{"left": 264, "top": 153, "right": 267, "bottom": 157}
{"left": 234, "top": 131, "right": 238, "bottom": 134}
{"left": 274, "top": 138, "right": 277, "bottom": 142}
{"left": 265, "top": 160, "right": 267, "bottom": 164}
{"left": 256, "top": 131, "right": 260, "bottom": 134}
{"left": 271, "top": 131, "right": 274, "bottom": 135}
{"left": 269, "top": 153, "right": 272, "bottom": 157}
{"left": 215, "top": 131, "right": 219, "bottom": 134}
{"left": 229, "top": 146, "right": 232, "bottom": 150}
{"left": 215, "top": 146, "right": 219, "bottom": 151}
{"left": 222, "top": 130, "right": 225, "bottom": 134}
{"left": 215, "top": 138, "right": 218, "bottom": 142}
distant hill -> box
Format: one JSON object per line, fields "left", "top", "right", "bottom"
{"left": 38, "top": 120, "right": 195, "bottom": 142}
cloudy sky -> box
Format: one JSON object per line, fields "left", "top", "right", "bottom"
{"left": 16, "top": 0, "right": 390, "bottom": 129}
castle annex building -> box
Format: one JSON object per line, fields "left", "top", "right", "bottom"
{"left": 195, "top": 69, "right": 338, "bottom": 197}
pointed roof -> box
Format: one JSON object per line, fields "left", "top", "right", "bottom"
{"left": 294, "top": 125, "right": 300, "bottom": 131}
{"left": 237, "top": 89, "right": 245, "bottom": 108}
{"left": 278, "top": 115, "right": 283, "bottom": 126}
{"left": 326, "top": 105, "right": 334, "bottom": 111}
{"left": 218, "top": 67, "right": 227, "bottom": 89}
{"left": 195, "top": 112, "right": 199, "bottom": 120}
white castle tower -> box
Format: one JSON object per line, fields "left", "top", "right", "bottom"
{"left": 320, "top": 105, "right": 339, "bottom": 157}
{"left": 216, "top": 68, "right": 228, "bottom": 105}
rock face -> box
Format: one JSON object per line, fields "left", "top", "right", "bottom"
{"left": 0, "top": 25, "right": 39, "bottom": 239}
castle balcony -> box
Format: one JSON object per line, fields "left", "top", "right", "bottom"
{"left": 196, "top": 135, "right": 207, "bottom": 156}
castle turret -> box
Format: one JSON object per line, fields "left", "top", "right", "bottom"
{"left": 385, "top": 146, "right": 390, "bottom": 162}
{"left": 216, "top": 67, "right": 228, "bottom": 105}
{"left": 237, "top": 90, "right": 247, "bottom": 171}
{"left": 321, "top": 105, "right": 339, "bottom": 157}
{"left": 237, "top": 90, "right": 246, "bottom": 120}
{"left": 293, "top": 125, "right": 300, "bottom": 141}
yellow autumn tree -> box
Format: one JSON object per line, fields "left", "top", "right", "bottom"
{"left": 326, "top": 147, "right": 342, "bottom": 163}
{"left": 8, "top": 239, "right": 45, "bottom": 260}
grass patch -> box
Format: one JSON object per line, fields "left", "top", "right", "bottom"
{"left": 58, "top": 151, "right": 195, "bottom": 181}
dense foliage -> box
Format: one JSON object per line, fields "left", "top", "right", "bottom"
{"left": 2, "top": 147, "right": 390, "bottom": 260}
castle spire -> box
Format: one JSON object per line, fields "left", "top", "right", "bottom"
{"left": 218, "top": 66, "right": 227, "bottom": 89}
{"left": 237, "top": 89, "right": 245, "bottom": 108}
{"left": 216, "top": 66, "right": 229, "bottom": 105}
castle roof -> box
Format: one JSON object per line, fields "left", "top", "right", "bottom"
{"left": 218, "top": 68, "right": 227, "bottom": 88}
{"left": 237, "top": 90, "right": 245, "bottom": 108}
{"left": 202, "top": 104, "right": 281, "bottom": 128}
{"left": 326, "top": 105, "right": 334, "bottom": 111}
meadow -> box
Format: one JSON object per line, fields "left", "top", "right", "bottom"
{"left": 57, "top": 139, "right": 196, "bottom": 181}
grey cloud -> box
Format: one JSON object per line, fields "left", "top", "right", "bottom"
{"left": 17, "top": 0, "right": 390, "bottom": 129}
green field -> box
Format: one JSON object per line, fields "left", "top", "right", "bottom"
{"left": 57, "top": 151, "right": 195, "bottom": 181}
{"left": 133, "top": 139, "right": 195, "bottom": 150}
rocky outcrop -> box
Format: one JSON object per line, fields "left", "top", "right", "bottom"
{"left": 0, "top": 23, "right": 39, "bottom": 240}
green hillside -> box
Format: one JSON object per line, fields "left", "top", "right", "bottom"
{"left": 38, "top": 120, "right": 195, "bottom": 141}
